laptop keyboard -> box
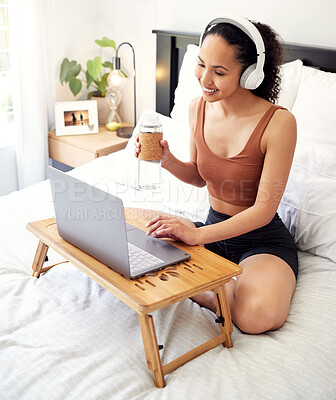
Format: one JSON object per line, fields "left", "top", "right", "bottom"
{"left": 127, "top": 242, "right": 164, "bottom": 275}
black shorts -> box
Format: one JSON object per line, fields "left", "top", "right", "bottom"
{"left": 194, "top": 207, "right": 298, "bottom": 279}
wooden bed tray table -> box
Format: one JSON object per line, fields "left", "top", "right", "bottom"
{"left": 27, "top": 208, "right": 242, "bottom": 388}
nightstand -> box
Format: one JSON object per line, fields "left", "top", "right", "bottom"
{"left": 48, "top": 125, "right": 131, "bottom": 168}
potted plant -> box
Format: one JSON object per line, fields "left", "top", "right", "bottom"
{"left": 59, "top": 37, "right": 124, "bottom": 125}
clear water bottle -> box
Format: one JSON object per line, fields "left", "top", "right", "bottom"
{"left": 138, "top": 112, "right": 163, "bottom": 190}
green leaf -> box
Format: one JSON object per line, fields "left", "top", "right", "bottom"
{"left": 87, "top": 57, "right": 102, "bottom": 81}
{"left": 65, "top": 63, "right": 81, "bottom": 82}
{"left": 102, "top": 61, "right": 113, "bottom": 69}
{"left": 95, "top": 80, "right": 106, "bottom": 97}
{"left": 95, "top": 37, "right": 116, "bottom": 50}
{"left": 69, "top": 77, "right": 82, "bottom": 96}
{"left": 86, "top": 70, "right": 94, "bottom": 89}
{"left": 101, "top": 72, "right": 109, "bottom": 86}
{"left": 60, "top": 58, "right": 77, "bottom": 84}
{"left": 72, "top": 63, "right": 81, "bottom": 77}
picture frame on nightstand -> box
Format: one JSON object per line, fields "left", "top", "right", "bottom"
{"left": 54, "top": 100, "right": 99, "bottom": 136}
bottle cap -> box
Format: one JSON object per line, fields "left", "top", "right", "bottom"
{"left": 141, "top": 111, "right": 160, "bottom": 126}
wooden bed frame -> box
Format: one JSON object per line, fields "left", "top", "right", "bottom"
{"left": 152, "top": 29, "right": 336, "bottom": 116}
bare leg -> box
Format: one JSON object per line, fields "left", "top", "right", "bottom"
{"left": 172, "top": 215, "right": 296, "bottom": 333}
{"left": 191, "top": 277, "right": 237, "bottom": 312}
{"left": 191, "top": 290, "right": 217, "bottom": 312}
{"left": 192, "top": 254, "right": 296, "bottom": 334}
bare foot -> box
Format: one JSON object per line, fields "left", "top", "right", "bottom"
{"left": 191, "top": 291, "right": 217, "bottom": 313}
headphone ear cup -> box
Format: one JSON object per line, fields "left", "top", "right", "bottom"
{"left": 240, "top": 63, "right": 265, "bottom": 90}
{"left": 240, "top": 63, "right": 258, "bottom": 89}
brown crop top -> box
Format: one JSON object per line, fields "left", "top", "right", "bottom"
{"left": 194, "top": 98, "right": 285, "bottom": 206}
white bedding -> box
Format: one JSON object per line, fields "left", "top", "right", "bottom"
{"left": 1, "top": 152, "right": 336, "bottom": 400}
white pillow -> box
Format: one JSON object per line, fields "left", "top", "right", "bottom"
{"left": 291, "top": 66, "right": 336, "bottom": 150}
{"left": 278, "top": 146, "right": 336, "bottom": 262}
{"left": 276, "top": 59, "right": 303, "bottom": 110}
{"left": 170, "top": 44, "right": 201, "bottom": 122}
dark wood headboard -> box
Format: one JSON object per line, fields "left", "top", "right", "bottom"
{"left": 152, "top": 29, "right": 336, "bottom": 116}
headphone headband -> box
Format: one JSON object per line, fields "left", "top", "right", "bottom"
{"left": 200, "top": 16, "right": 266, "bottom": 89}
{"left": 201, "top": 16, "right": 265, "bottom": 54}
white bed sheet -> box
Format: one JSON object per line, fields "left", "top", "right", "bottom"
{"left": 1, "top": 153, "right": 336, "bottom": 400}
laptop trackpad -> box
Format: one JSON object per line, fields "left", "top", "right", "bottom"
{"left": 127, "top": 229, "right": 190, "bottom": 263}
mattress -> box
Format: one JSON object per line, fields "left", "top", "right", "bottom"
{"left": 0, "top": 153, "right": 336, "bottom": 400}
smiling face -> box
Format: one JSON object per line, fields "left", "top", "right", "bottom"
{"left": 195, "top": 34, "right": 244, "bottom": 102}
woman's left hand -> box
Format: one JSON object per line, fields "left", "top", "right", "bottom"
{"left": 145, "top": 215, "right": 200, "bottom": 246}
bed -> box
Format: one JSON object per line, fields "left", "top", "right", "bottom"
{"left": 1, "top": 30, "right": 336, "bottom": 399}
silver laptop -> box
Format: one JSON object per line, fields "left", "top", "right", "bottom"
{"left": 48, "top": 167, "right": 190, "bottom": 279}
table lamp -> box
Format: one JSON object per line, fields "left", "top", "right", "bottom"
{"left": 107, "top": 42, "right": 136, "bottom": 138}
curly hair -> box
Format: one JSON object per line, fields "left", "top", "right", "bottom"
{"left": 201, "top": 20, "right": 283, "bottom": 103}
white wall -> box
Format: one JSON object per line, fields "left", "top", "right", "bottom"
{"left": 49, "top": 0, "right": 336, "bottom": 125}
{"left": 155, "top": 0, "right": 336, "bottom": 47}
{"left": 97, "top": 0, "right": 157, "bottom": 126}
{"left": 45, "top": 0, "right": 102, "bottom": 128}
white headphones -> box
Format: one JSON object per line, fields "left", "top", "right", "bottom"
{"left": 200, "top": 16, "right": 265, "bottom": 90}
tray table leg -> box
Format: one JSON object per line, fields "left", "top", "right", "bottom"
{"left": 214, "top": 285, "right": 233, "bottom": 348}
{"left": 138, "top": 314, "right": 165, "bottom": 388}
{"left": 32, "top": 240, "right": 49, "bottom": 278}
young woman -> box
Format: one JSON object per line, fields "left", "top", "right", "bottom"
{"left": 135, "top": 17, "right": 298, "bottom": 334}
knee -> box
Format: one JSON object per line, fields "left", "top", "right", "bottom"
{"left": 232, "top": 294, "right": 287, "bottom": 334}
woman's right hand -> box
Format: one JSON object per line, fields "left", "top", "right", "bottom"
{"left": 134, "top": 135, "right": 174, "bottom": 169}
